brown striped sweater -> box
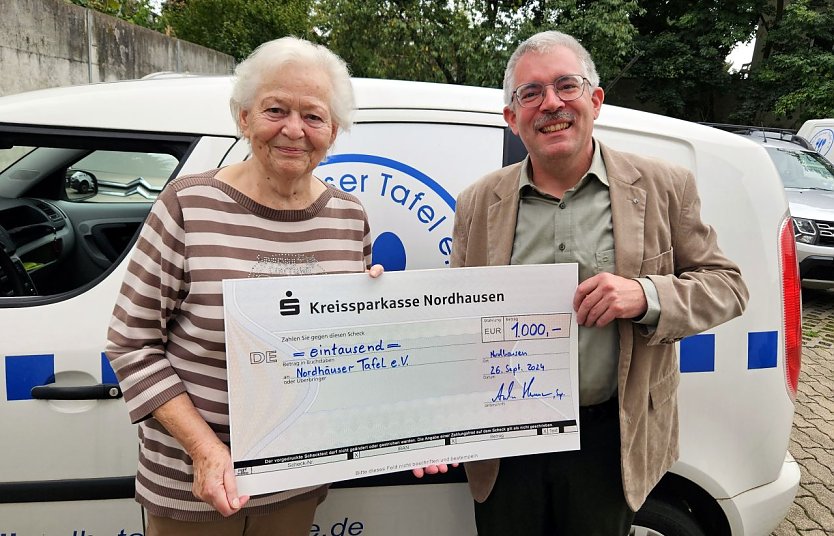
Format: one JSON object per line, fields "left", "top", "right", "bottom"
{"left": 105, "top": 169, "right": 371, "bottom": 521}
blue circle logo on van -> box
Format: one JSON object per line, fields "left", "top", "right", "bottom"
{"left": 810, "top": 129, "right": 834, "bottom": 157}
{"left": 317, "top": 154, "right": 456, "bottom": 271}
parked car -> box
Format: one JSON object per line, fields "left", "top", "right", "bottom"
{"left": 0, "top": 76, "right": 801, "bottom": 536}
{"left": 730, "top": 129, "right": 834, "bottom": 289}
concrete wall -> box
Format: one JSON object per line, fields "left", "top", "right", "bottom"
{"left": 0, "top": 0, "right": 235, "bottom": 96}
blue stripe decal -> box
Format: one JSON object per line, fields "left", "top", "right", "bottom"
{"left": 748, "top": 331, "right": 778, "bottom": 369}
{"left": 680, "top": 334, "right": 715, "bottom": 373}
{"left": 5, "top": 354, "right": 55, "bottom": 401}
{"left": 101, "top": 352, "right": 118, "bottom": 384}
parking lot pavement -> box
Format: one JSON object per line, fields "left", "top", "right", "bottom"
{"left": 772, "top": 288, "right": 834, "bottom": 535}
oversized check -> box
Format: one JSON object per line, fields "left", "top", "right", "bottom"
{"left": 223, "top": 264, "right": 579, "bottom": 496}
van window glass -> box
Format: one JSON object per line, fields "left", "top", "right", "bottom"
{"left": 67, "top": 150, "right": 178, "bottom": 202}
{"left": 0, "top": 127, "right": 195, "bottom": 301}
{"left": 0, "top": 146, "right": 35, "bottom": 173}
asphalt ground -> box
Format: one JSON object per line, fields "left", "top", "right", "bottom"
{"left": 772, "top": 288, "right": 834, "bottom": 535}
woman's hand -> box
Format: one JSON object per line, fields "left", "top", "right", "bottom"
{"left": 191, "top": 438, "right": 251, "bottom": 516}
{"left": 154, "top": 393, "right": 250, "bottom": 516}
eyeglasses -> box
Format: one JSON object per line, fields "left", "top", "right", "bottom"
{"left": 512, "top": 75, "right": 589, "bottom": 108}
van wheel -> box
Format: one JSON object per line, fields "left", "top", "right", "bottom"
{"left": 631, "top": 497, "right": 707, "bottom": 536}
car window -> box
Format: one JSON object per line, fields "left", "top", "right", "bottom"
{"left": 767, "top": 148, "right": 834, "bottom": 191}
{"left": 67, "top": 150, "right": 178, "bottom": 202}
{"left": 0, "top": 146, "right": 35, "bottom": 173}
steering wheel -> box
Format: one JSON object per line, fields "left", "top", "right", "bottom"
{"left": 0, "top": 224, "right": 32, "bottom": 296}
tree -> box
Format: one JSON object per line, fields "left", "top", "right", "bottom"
{"left": 314, "top": 0, "right": 516, "bottom": 87}
{"left": 314, "top": 0, "right": 640, "bottom": 89}
{"left": 735, "top": 0, "right": 834, "bottom": 125}
{"left": 616, "top": 0, "right": 765, "bottom": 121}
{"left": 160, "top": 0, "right": 313, "bottom": 61}
{"left": 514, "top": 0, "right": 643, "bottom": 87}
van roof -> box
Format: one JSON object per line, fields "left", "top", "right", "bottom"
{"left": 0, "top": 76, "right": 505, "bottom": 136}
{"left": 0, "top": 75, "right": 761, "bottom": 156}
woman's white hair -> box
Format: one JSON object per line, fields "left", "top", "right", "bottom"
{"left": 503, "top": 31, "right": 600, "bottom": 107}
{"left": 230, "top": 36, "right": 355, "bottom": 135}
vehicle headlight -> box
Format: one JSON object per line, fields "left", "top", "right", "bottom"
{"left": 793, "top": 217, "right": 818, "bottom": 244}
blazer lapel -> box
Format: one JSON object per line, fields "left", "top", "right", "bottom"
{"left": 486, "top": 167, "right": 522, "bottom": 266}
{"left": 602, "top": 145, "right": 646, "bottom": 279}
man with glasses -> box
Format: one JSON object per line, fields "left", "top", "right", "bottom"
{"left": 448, "top": 31, "right": 748, "bottom": 534}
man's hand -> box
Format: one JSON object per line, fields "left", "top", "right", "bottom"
{"left": 190, "top": 438, "right": 250, "bottom": 517}
{"left": 412, "top": 463, "right": 459, "bottom": 478}
{"left": 573, "top": 273, "right": 647, "bottom": 327}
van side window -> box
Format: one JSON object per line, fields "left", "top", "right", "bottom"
{"left": 0, "top": 127, "right": 197, "bottom": 299}
{"left": 503, "top": 128, "right": 528, "bottom": 166}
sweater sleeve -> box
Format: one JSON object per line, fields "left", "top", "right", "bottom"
{"left": 105, "top": 187, "right": 189, "bottom": 423}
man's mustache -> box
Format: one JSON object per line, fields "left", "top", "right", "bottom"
{"left": 534, "top": 112, "right": 574, "bottom": 130}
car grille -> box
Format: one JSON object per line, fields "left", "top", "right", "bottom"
{"left": 818, "top": 220, "right": 834, "bottom": 246}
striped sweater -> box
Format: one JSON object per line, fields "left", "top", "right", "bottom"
{"left": 105, "top": 169, "right": 371, "bottom": 521}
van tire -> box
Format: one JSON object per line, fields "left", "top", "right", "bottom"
{"left": 632, "top": 497, "right": 707, "bottom": 536}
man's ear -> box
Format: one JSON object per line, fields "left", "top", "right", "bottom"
{"left": 591, "top": 86, "right": 605, "bottom": 119}
{"left": 503, "top": 105, "right": 520, "bottom": 135}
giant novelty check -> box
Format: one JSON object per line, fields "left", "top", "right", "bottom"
{"left": 224, "top": 264, "right": 579, "bottom": 496}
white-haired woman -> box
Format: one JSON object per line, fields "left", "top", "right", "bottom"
{"left": 106, "top": 37, "right": 380, "bottom": 535}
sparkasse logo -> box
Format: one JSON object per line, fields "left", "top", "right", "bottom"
{"left": 279, "top": 291, "right": 300, "bottom": 316}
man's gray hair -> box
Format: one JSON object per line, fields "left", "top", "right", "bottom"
{"left": 503, "top": 31, "right": 600, "bottom": 106}
{"left": 230, "top": 36, "right": 355, "bottom": 135}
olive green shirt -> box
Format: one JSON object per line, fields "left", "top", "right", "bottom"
{"left": 511, "top": 141, "right": 660, "bottom": 405}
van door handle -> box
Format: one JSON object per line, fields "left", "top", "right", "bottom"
{"left": 30, "top": 383, "right": 123, "bottom": 400}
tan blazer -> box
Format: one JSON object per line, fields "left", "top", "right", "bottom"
{"left": 451, "top": 142, "right": 749, "bottom": 511}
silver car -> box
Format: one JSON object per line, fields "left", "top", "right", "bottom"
{"left": 741, "top": 133, "right": 834, "bottom": 288}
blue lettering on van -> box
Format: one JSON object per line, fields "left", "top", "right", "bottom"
{"left": 748, "top": 331, "right": 778, "bottom": 369}
{"left": 4, "top": 354, "right": 54, "bottom": 401}
{"left": 318, "top": 154, "right": 455, "bottom": 270}
{"left": 679, "top": 334, "right": 715, "bottom": 373}
{"left": 810, "top": 128, "right": 833, "bottom": 157}
{"left": 320, "top": 154, "right": 455, "bottom": 207}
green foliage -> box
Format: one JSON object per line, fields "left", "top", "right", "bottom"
{"left": 70, "top": 0, "right": 834, "bottom": 125}
{"left": 619, "top": 0, "right": 765, "bottom": 121}
{"left": 735, "top": 0, "right": 834, "bottom": 126}
{"left": 514, "top": 0, "right": 643, "bottom": 86}
{"left": 66, "top": 0, "right": 163, "bottom": 30}
{"left": 160, "top": 0, "right": 312, "bottom": 61}
{"left": 314, "top": 0, "right": 640, "bottom": 89}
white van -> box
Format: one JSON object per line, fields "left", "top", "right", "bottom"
{"left": 799, "top": 118, "right": 834, "bottom": 165}
{"left": 0, "top": 76, "right": 801, "bottom": 536}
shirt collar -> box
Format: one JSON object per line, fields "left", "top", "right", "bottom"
{"left": 518, "top": 138, "right": 609, "bottom": 194}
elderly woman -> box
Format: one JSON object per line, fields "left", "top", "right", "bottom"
{"left": 105, "top": 37, "right": 379, "bottom": 535}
